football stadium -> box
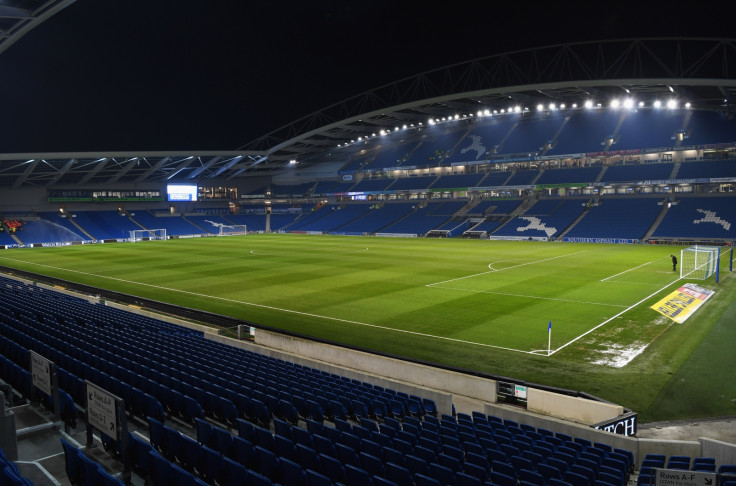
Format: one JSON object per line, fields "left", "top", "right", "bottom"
{"left": 0, "top": 7, "right": 736, "bottom": 485}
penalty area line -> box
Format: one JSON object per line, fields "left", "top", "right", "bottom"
{"left": 0, "top": 256, "right": 534, "bottom": 355}
{"left": 426, "top": 249, "right": 590, "bottom": 287}
{"left": 600, "top": 261, "right": 653, "bottom": 282}
{"left": 548, "top": 275, "right": 682, "bottom": 356}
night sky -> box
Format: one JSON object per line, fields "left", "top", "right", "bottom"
{"left": 0, "top": 0, "right": 734, "bottom": 153}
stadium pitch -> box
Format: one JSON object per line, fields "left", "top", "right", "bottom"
{"left": 1, "top": 234, "right": 733, "bottom": 421}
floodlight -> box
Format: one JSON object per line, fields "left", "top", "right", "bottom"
{"left": 584, "top": 100, "right": 594, "bottom": 109}
{"left": 623, "top": 98, "right": 634, "bottom": 109}
{"left": 537, "top": 104, "right": 544, "bottom": 111}
{"left": 667, "top": 99, "right": 677, "bottom": 109}
{"left": 611, "top": 99, "right": 621, "bottom": 109}
{"left": 654, "top": 100, "right": 662, "bottom": 109}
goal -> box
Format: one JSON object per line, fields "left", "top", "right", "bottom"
{"left": 129, "top": 228, "right": 167, "bottom": 242}
{"left": 680, "top": 245, "right": 720, "bottom": 280}
{"left": 218, "top": 224, "right": 247, "bottom": 236}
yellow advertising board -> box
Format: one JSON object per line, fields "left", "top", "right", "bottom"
{"left": 651, "top": 283, "right": 715, "bottom": 324}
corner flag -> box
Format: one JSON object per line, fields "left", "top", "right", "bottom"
{"left": 547, "top": 321, "right": 552, "bottom": 356}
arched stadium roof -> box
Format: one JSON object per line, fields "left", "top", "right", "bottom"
{"left": 0, "top": 0, "right": 75, "bottom": 55}
{"left": 1, "top": 37, "right": 736, "bottom": 187}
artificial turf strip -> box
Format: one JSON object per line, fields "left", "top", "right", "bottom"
{"left": 0, "top": 234, "right": 733, "bottom": 422}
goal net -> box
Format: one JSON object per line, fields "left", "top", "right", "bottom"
{"left": 129, "top": 228, "right": 167, "bottom": 242}
{"left": 680, "top": 245, "right": 720, "bottom": 280}
{"left": 218, "top": 224, "right": 247, "bottom": 236}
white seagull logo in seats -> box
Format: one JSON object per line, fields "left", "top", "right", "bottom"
{"left": 516, "top": 216, "right": 557, "bottom": 237}
{"left": 693, "top": 209, "right": 731, "bottom": 231}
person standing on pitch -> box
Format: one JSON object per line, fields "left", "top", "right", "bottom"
{"left": 671, "top": 254, "right": 677, "bottom": 272}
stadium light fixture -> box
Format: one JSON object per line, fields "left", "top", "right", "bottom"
{"left": 623, "top": 98, "right": 634, "bottom": 109}
{"left": 548, "top": 103, "right": 556, "bottom": 111}
{"left": 537, "top": 104, "right": 544, "bottom": 111}
{"left": 667, "top": 99, "right": 678, "bottom": 109}
{"left": 654, "top": 100, "right": 662, "bottom": 109}
{"left": 611, "top": 99, "right": 621, "bottom": 109}
{"left": 584, "top": 100, "right": 594, "bottom": 109}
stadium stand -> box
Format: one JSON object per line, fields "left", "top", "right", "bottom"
{"left": 0, "top": 268, "right": 646, "bottom": 486}
{"left": 564, "top": 198, "right": 664, "bottom": 241}
{"left": 650, "top": 196, "right": 736, "bottom": 241}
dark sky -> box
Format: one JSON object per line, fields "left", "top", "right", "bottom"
{"left": 0, "top": 0, "right": 734, "bottom": 153}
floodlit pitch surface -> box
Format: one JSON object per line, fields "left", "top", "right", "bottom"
{"left": 1, "top": 234, "right": 733, "bottom": 420}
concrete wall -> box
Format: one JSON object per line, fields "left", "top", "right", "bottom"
{"left": 528, "top": 387, "right": 623, "bottom": 425}
{"left": 251, "top": 329, "right": 493, "bottom": 415}
{"left": 700, "top": 438, "right": 736, "bottom": 469}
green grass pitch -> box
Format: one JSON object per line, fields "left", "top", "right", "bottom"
{"left": 1, "top": 234, "right": 734, "bottom": 422}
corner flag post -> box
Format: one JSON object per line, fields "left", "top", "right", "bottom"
{"left": 731, "top": 241, "right": 734, "bottom": 272}
{"left": 547, "top": 321, "right": 552, "bottom": 356}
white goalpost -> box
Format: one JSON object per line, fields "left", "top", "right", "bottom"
{"left": 217, "top": 224, "right": 247, "bottom": 236}
{"left": 680, "top": 245, "right": 720, "bottom": 280}
{"left": 129, "top": 228, "right": 167, "bottom": 242}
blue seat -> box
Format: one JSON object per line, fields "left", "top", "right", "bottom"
{"left": 437, "top": 452, "right": 462, "bottom": 473}
{"left": 429, "top": 462, "right": 456, "bottom": 485}
{"left": 519, "top": 468, "right": 546, "bottom": 485}
{"left": 60, "top": 437, "right": 84, "bottom": 485}
{"left": 318, "top": 453, "right": 346, "bottom": 483}
{"left": 456, "top": 471, "right": 483, "bottom": 486}
{"left": 127, "top": 432, "right": 154, "bottom": 479}
{"left": 170, "top": 462, "right": 199, "bottom": 486}
{"left": 254, "top": 445, "right": 280, "bottom": 479}
{"left": 600, "top": 471, "right": 624, "bottom": 486}
{"left": 147, "top": 416, "right": 166, "bottom": 453}
{"left": 405, "top": 454, "right": 430, "bottom": 477}
{"left": 564, "top": 470, "right": 590, "bottom": 486}
{"left": 386, "top": 461, "right": 413, "bottom": 486}
{"left": 273, "top": 434, "right": 295, "bottom": 461}
{"left": 382, "top": 446, "right": 405, "bottom": 467}
{"left": 306, "top": 400, "right": 325, "bottom": 423}
{"left": 414, "top": 472, "right": 441, "bottom": 486}
{"left": 335, "top": 442, "right": 360, "bottom": 468}
{"left": 247, "top": 468, "right": 274, "bottom": 486}
{"left": 236, "top": 418, "right": 256, "bottom": 443}
{"left": 253, "top": 425, "right": 275, "bottom": 452}
{"left": 491, "top": 470, "right": 518, "bottom": 486}
{"left": 163, "top": 425, "right": 182, "bottom": 462}
{"left": 194, "top": 418, "right": 213, "bottom": 448}
{"left": 279, "top": 457, "right": 306, "bottom": 486}
{"left": 219, "top": 457, "right": 248, "bottom": 486}
{"left": 361, "top": 439, "right": 384, "bottom": 460}
{"left": 312, "top": 434, "right": 335, "bottom": 457}
{"left": 149, "top": 450, "right": 174, "bottom": 486}
{"left": 179, "top": 433, "right": 202, "bottom": 473}
{"left": 295, "top": 444, "right": 321, "bottom": 472}
{"left": 422, "top": 398, "right": 438, "bottom": 416}
{"left": 199, "top": 445, "right": 223, "bottom": 485}
{"left": 463, "top": 461, "right": 489, "bottom": 483}
{"left": 414, "top": 444, "right": 437, "bottom": 463}
{"left": 292, "top": 426, "right": 315, "bottom": 448}
{"left": 233, "top": 435, "right": 255, "bottom": 467}
{"left": 304, "top": 468, "right": 332, "bottom": 486}
{"left": 344, "top": 464, "right": 374, "bottom": 486}
{"left": 359, "top": 451, "right": 385, "bottom": 478}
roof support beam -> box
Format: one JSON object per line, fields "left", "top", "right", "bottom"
{"left": 12, "top": 159, "right": 39, "bottom": 189}
{"left": 78, "top": 158, "right": 108, "bottom": 184}
{"left": 46, "top": 158, "right": 76, "bottom": 187}
{"left": 135, "top": 157, "right": 169, "bottom": 183}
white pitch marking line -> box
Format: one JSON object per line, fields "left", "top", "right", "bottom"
{"left": 549, "top": 276, "right": 682, "bottom": 356}
{"left": 426, "top": 250, "right": 590, "bottom": 287}
{"left": 600, "top": 261, "right": 653, "bottom": 282}
{"left": 0, "top": 257, "right": 533, "bottom": 355}
{"left": 431, "top": 285, "right": 629, "bottom": 308}
{"left": 250, "top": 247, "right": 369, "bottom": 256}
